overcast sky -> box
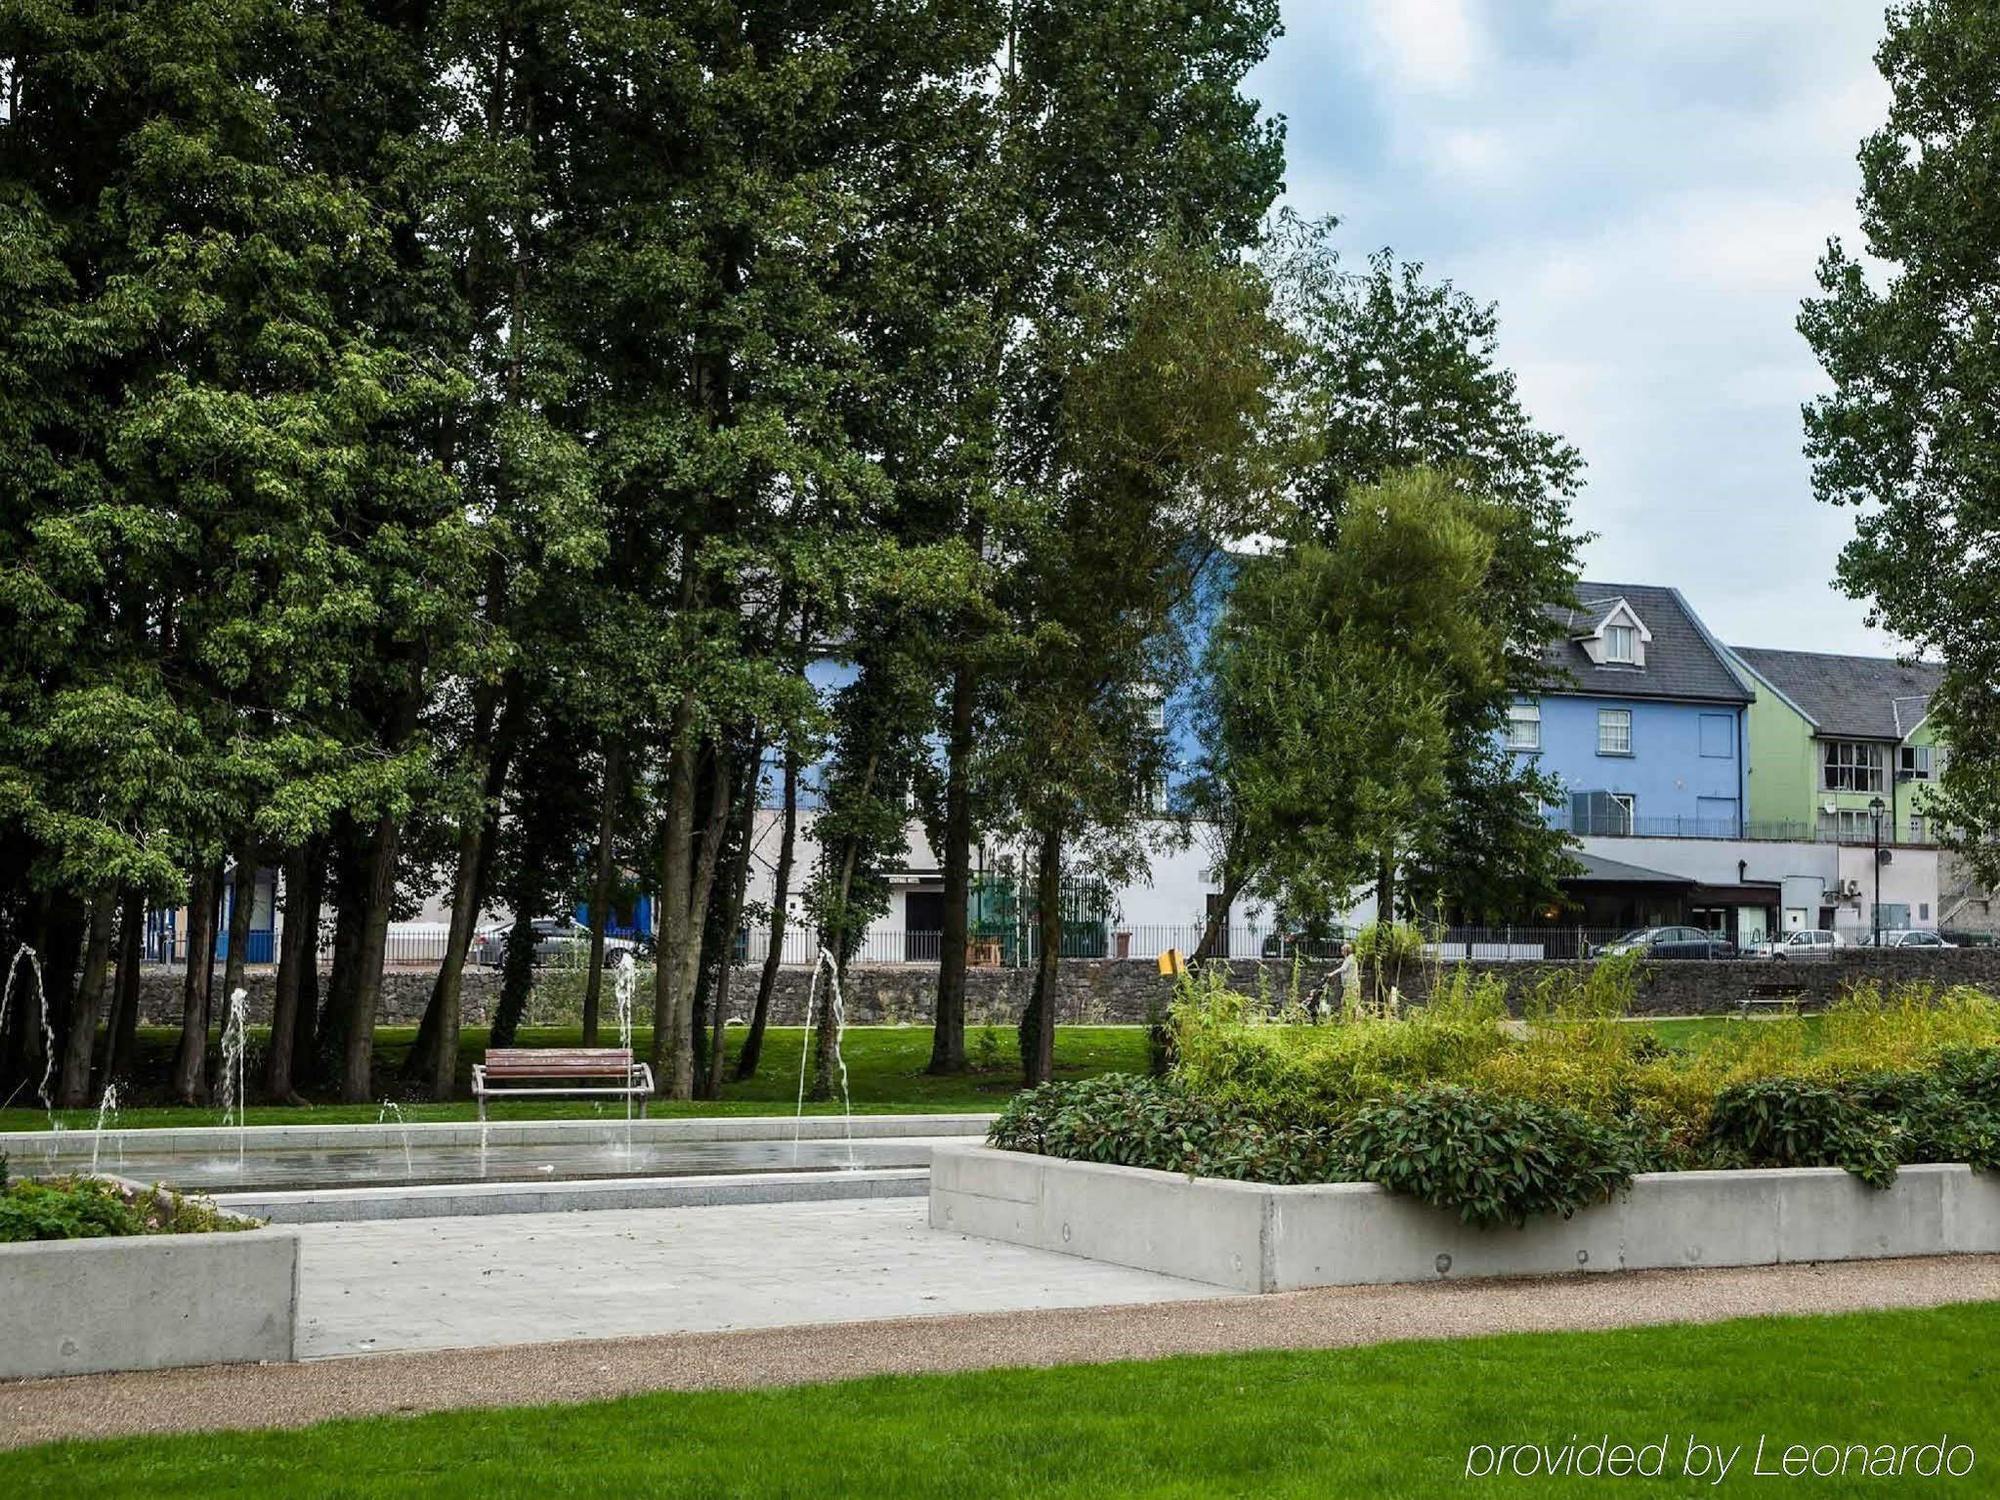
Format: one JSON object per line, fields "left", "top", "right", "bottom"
{"left": 1251, "top": 0, "right": 1903, "bottom": 656}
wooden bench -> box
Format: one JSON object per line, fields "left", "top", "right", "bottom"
{"left": 1734, "top": 985, "right": 1808, "bottom": 1019}
{"left": 471, "top": 1048, "right": 655, "bottom": 1122}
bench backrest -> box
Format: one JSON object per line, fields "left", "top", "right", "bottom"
{"left": 483, "top": 1047, "right": 637, "bottom": 1080}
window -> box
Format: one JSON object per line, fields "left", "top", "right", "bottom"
{"left": 1899, "top": 745, "right": 1933, "bottom": 780}
{"left": 1603, "top": 623, "right": 1637, "bottom": 663}
{"left": 1609, "top": 792, "right": 1636, "bottom": 832}
{"left": 1148, "top": 775, "right": 1170, "bottom": 814}
{"left": 1506, "top": 701, "right": 1541, "bottom": 751}
{"left": 1818, "top": 806, "right": 1889, "bottom": 842}
{"left": 1909, "top": 814, "right": 1929, "bottom": 843}
{"left": 1822, "top": 740, "right": 1885, "bottom": 792}
{"left": 1597, "top": 708, "right": 1633, "bottom": 755}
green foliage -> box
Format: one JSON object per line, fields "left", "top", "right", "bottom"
{"left": 1798, "top": 0, "right": 2000, "bottom": 884}
{"left": 1337, "top": 1086, "right": 1643, "bottom": 1229}
{"left": 0, "top": 1174, "right": 253, "bottom": 1242}
{"left": 989, "top": 1075, "right": 1346, "bottom": 1185}
{"left": 992, "top": 973, "right": 2000, "bottom": 1223}
{"left": 1706, "top": 1079, "right": 1900, "bottom": 1187}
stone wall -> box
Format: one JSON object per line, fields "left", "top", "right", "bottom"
{"left": 134, "top": 945, "right": 2000, "bottom": 1030}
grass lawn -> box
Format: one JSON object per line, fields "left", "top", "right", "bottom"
{"left": 6, "top": 1304, "right": 1996, "bottom": 1496}
{"left": 0, "top": 1023, "right": 1151, "bottom": 1131}
{"left": 0, "top": 1017, "right": 1783, "bottom": 1133}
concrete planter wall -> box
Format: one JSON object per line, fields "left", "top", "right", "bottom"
{"left": 0, "top": 1226, "right": 299, "bottom": 1380}
{"left": 930, "top": 1144, "right": 2000, "bottom": 1294}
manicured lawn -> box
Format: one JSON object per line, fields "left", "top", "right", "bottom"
{"left": 0, "top": 1024, "right": 1150, "bottom": 1131}
{"left": 6, "top": 1304, "right": 1996, "bottom": 1495}
{"left": 1, "top": 1017, "right": 1782, "bottom": 1132}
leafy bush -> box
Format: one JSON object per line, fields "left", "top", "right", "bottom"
{"left": 1336, "top": 1086, "right": 1643, "bottom": 1228}
{"left": 990, "top": 976, "right": 2000, "bottom": 1226}
{"left": 1705, "top": 1078, "right": 1899, "bottom": 1187}
{"left": 0, "top": 1176, "right": 150, "bottom": 1241}
{"left": 989, "top": 1076, "right": 1346, "bottom": 1185}
{"left": 0, "top": 1174, "right": 256, "bottom": 1242}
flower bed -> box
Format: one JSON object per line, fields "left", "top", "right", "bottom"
{"left": 988, "top": 969, "right": 2000, "bottom": 1228}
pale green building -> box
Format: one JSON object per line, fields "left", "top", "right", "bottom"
{"left": 1730, "top": 647, "right": 1945, "bottom": 845}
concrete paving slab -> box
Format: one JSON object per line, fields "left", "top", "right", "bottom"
{"left": 293, "top": 1198, "right": 1218, "bottom": 1357}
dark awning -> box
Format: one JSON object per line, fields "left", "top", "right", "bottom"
{"left": 1561, "top": 852, "right": 1696, "bottom": 887}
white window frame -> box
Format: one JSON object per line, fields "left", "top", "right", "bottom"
{"left": 1506, "top": 701, "right": 1541, "bottom": 751}
{"left": 1899, "top": 744, "right": 1933, "bottom": 780}
{"left": 1822, "top": 740, "right": 1885, "bottom": 793}
{"left": 1597, "top": 708, "right": 1633, "bottom": 756}
{"left": 1603, "top": 623, "right": 1637, "bottom": 664}
{"left": 1609, "top": 792, "right": 1636, "bottom": 833}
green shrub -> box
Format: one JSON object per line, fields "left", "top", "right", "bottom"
{"left": 0, "top": 1176, "right": 150, "bottom": 1242}
{"left": 988, "top": 1077, "right": 1346, "bottom": 1185}
{"left": 0, "top": 1174, "right": 257, "bottom": 1242}
{"left": 1336, "top": 1085, "right": 1643, "bottom": 1229}
{"left": 1706, "top": 1078, "right": 1899, "bottom": 1187}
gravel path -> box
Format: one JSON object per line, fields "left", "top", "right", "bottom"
{"left": 7, "top": 1254, "right": 1998, "bottom": 1451}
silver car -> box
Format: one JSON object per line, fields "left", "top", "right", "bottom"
{"left": 473, "top": 917, "right": 641, "bottom": 968}
{"left": 1854, "top": 929, "right": 1956, "bottom": 949}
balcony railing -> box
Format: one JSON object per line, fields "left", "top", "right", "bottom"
{"left": 1567, "top": 813, "right": 1938, "bottom": 847}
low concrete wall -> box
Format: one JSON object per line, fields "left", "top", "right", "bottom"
{"left": 221, "top": 1166, "right": 929, "bottom": 1224}
{"left": 133, "top": 946, "right": 2000, "bottom": 1031}
{"left": 0, "top": 1226, "right": 299, "bottom": 1380}
{"left": 930, "top": 1145, "right": 2000, "bottom": 1293}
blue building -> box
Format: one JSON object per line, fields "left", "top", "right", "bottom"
{"left": 1508, "top": 583, "right": 1752, "bottom": 838}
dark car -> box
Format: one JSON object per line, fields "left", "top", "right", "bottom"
{"left": 1594, "top": 925, "right": 1737, "bottom": 960}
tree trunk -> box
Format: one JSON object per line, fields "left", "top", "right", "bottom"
{"left": 266, "top": 842, "right": 316, "bottom": 1100}
{"left": 104, "top": 889, "right": 144, "bottom": 1087}
{"left": 736, "top": 741, "right": 798, "bottom": 1081}
{"left": 1193, "top": 840, "right": 1248, "bottom": 961}
{"left": 410, "top": 677, "right": 521, "bottom": 1073}
{"left": 339, "top": 813, "right": 402, "bottom": 1102}
{"left": 57, "top": 889, "right": 116, "bottom": 1106}
{"left": 170, "top": 861, "right": 221, "bottom": 1104}
{"left": 810, "top": 751, "right": 877, "bottom": 1102}
{"left": 1019, "top": 825, "right": 1062, "bottom": 1087}
{"left": 705, "top": 741, "right": 759, "bottom": 1099}
{"left": 929, "top": 661, "right": 976, "bottom": 1075}
{"left": 290, "top": 849, "right": 326, "bottom": 1089}
{"left": 491, "top": 905, "right": 537, "bottom": 1048}
{"left": 221, "top": 834, "right": 258, "bottom": 1006}
{"left": 1375, "top": 849, "right": 1397, "bottom": 928}
{"left": 581, "top": 737, "right": 625, "bottom": 1046}
{"left": 653, "top": 698, "right": 699, "bottom": 1092}
{"left": 316, "top": 827, "right": 365, "bottom": 1085}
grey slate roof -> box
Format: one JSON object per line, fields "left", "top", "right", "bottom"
{"left": 1540, "top": 582, "right": 1751, "bottom": 704}
{"left": 1563, "top": 851, "right": 1694, "bottom": 886}
{"left": 1729, "top": 648, "right": 1943, "bottom": 741}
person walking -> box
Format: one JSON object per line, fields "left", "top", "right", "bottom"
{"left": 1334, "top": 941, "right": 1360, "bottom": 1017}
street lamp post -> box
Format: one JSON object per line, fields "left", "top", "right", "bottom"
{"left": 1869, "top": 795, "right": 1886, "bottom": 947}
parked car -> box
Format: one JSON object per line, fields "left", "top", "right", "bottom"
{"left": 1764, "top": 928, "right": 1843, "bottom": 960}
{"left": 1592, "top": 926, "right": 1737, "bottom": 960}
{"left": 472, "top": 917, "right": 641, "bottom": 968}
{"left": 1852, "top": 929, "right": 1956, "bottom": 949}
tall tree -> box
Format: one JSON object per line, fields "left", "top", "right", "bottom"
{"left": 1800, "top": 0, "right": 2000, "bottom": 882}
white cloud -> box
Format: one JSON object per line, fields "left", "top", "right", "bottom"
{"left": 1367, "top": 0, "right": 1478, "bottom": 91}
{"left": 1256, "top": 0, "right": 1903, "bottom": 654}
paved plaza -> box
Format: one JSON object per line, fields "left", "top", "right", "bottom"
{"left": 295, "top": 1197, "right": 1219, "bottom": 1357}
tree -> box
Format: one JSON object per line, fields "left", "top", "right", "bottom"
{"left": 993, "top": 242, "right": 1288, "bottom": 1083}
{"left": 1189, "top": 219, "right": 1584, "bottom": 924}
{"left": 1191, "top": 472, "right": 1534, "bottom": 942}
{"left": 1800, "top": 0, "right": 2000, "bottom": 883}
{"left": 920, "top": 0, "right": 1288, "bottom": 1076}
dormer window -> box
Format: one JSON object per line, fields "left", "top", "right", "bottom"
{"left": 1573, "top": 598, "right": 1651, "bottom": 669}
